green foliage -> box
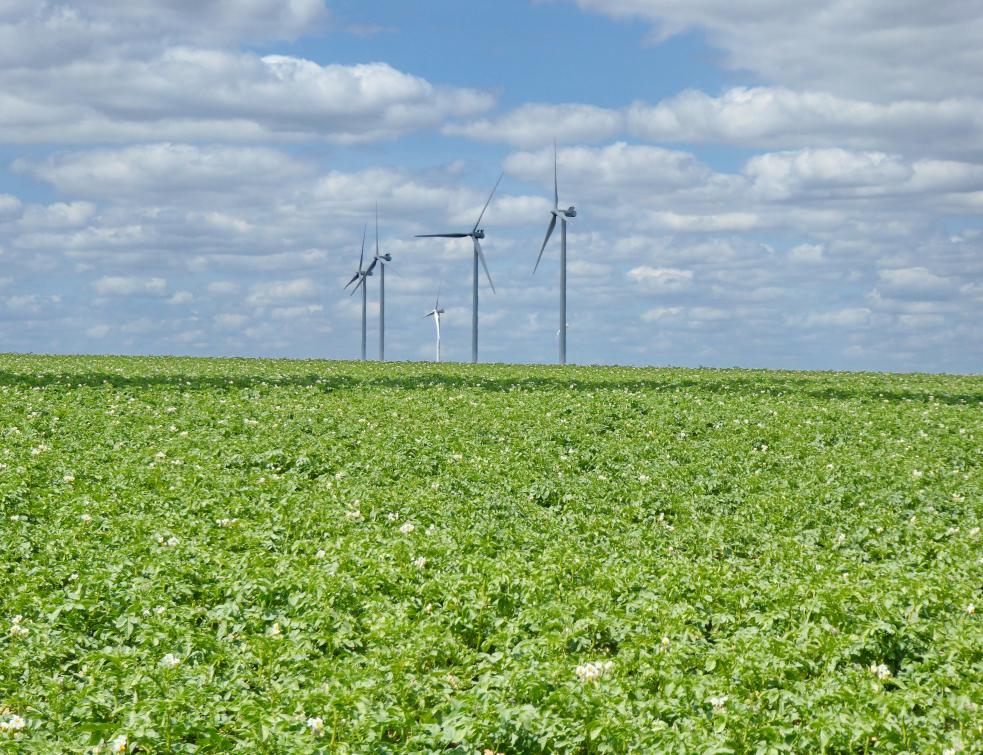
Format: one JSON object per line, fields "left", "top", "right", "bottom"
{"left": 0, "top": 354, "right": 980, "bottom": 753}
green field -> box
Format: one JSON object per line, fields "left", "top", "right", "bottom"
{"left": 1, "top": 354, "right": 981, "bottom": 753}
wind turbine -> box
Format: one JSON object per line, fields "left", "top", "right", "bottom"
{"left": 533, "top": 143, "right": 577, "bottom": 364}
{"left": 416, "top": 173, "right": 502, "bottom": 364}
{"left": 343, "top": 226, "right": 372, "bottom": 360}
{"left": 373, "top": 205, "right": 392, "bottom": 362}
{"left": 423, "top": 287, "right": 445, "bottom": 362}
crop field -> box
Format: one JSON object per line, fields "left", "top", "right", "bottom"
{"left": 0, "top": 354, "right": 981, "bottom": 753}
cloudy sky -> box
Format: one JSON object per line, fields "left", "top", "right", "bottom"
{"left": 1, "top": 0, "right": 981, "bottom": 372}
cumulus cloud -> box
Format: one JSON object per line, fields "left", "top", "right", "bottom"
{"left": 876, "top": 268, "right": 957, "bottom": 300}
{"left": 0, "top": 50, "right": 495, "bottom": 144}
{"left": 444, "top": 103, "right": 623, "bottom": 147}
{"left": 563, "top": 0, "right": 983, "bottom": 100}
{"left": 246, "top": 278, "right": 318, "bottom": 306}
{"left": 628, "top": 88, "right": 983, "bottom": 159}
{"left": 627, "top": 266, "right": 693, "bottom": 291}
{"left": 92, "top": 276, "right": 167, "bottom": 296}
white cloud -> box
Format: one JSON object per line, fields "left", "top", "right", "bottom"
{"left": 0, "top": 194, "right": 22, "bottom": 220}
{"left": 628, "top": 88, "right": 983, "bottom": 158}
{"left": 801, "top": 308, "right": 872, "bottom": 327}
{"left": 0, "top": 50, "right": 495, "bottom": 144}
{"left": 16, "top": 144, "right": 312, "bottom": 198}
{"left": 876, "top": 267, "right": 957, "bottom": 300}
{"left": 19, "top": 201, "right": 96, "bottom": 228}
{"left": 789, "top": 243, "right": 825, "bottom": 264}
{"left": 92, "top": 276, "right": 167, "bottom": 296}
{"left": 246, "top": 278, "right": 317, "bottom": 306}
{"left": 627, "top": 266, "right": 693, "bottom": 291}
{"left": 445, "top": 103, "right": 623, "bottom": 147}
{"left": 564, "top": 0, "right": 983, "bottom": 100}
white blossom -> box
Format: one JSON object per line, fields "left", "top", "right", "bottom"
{"left": 574, "top": 660, "right": 613, "bottom": 683}
{"left": 306, "top": 716, "right": 324, "bottom": 735}
{"left": 160, "top": 653, "right": 181, "bottom": 669}
{"left": 869, "top": 662, "right": 892, "bottom": 680}
{"left": 412, "top": 556, "right": 427, "bottom": 569}
{"left": 0, "top": 714, "right": 27, "bottom": 736}
{"left": 708, "top": 695, "right": 728, "bottom": 710}
{"left": 399, "top": 521, "right": 415, "bottom": 535}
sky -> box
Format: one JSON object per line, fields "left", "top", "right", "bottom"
{"left": 1, "top": 1, "right": 982, "bottom": 372}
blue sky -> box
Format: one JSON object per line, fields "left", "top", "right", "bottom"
{"left": 1, "top": 0, "right": 982, "bottom": 372}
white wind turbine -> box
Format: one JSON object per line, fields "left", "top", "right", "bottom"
{"left": 416, "top": 173, "right": 502, "bottom": 364}
{"left": 423, "top": 287, "right": 445, "bottom": 362}
{"left": 373, "top": 205, "right": 392, "bottom": 362}
{"left": 343, "top": 226, "right": 371, "bottom": 360}
{"left": 533, "top": 143, "right": 577, "bottom": 364}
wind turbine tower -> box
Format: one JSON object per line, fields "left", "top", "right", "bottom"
{"left": 533, "top": 144, "right": 576, "bottom": 364}
{"left": 424, "top": 288, "right": 445, "bottom": 362}
{"left": 416, "top": 173, "right": 502, "bottom": 364}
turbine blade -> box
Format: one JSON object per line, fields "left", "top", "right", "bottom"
{"left": 534, "top": 214, "right": 557, "bottom": 274}
{"left": 375, "top": 202, "right": 379, "bottom": 257}
{"left": 365, "top": 258, "right": 377, "bottom": 276}
{"left": 423, "top": 311, "right": 434, "bottom": 319}
{"left": 472, "top": 172, "right": 503, "bottom": 233}
{"left": 359, "top": 225, "right": 366, "bottom": 272}
{"left": 344, "top": 271, "right": 359, "bottom": 289}
{"left": 474, "top": 237, "right": 495, "bottom": 294}
{"left": 435, "top": 284, "right": 441, "bottom": 310}
{"left": 553, "top": 140, "right": 559, "bottom": 210}
{"left": 350, "top": 275, "right": 365, "bottom": 296}
{"left": 415, "top": 233, "right": 470, "bottom": 238}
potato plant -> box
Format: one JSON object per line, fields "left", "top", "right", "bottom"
{"left": 1, "top": 354, "right": 981, "bottom": 753}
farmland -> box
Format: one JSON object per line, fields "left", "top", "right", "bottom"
{"left": 1, "top": 354, "right": 981, "bottom": 753}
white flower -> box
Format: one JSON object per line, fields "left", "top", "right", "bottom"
{"left": 969, "top": 527, "right": 980, "bottom": 537}
{"left": 574, "top": 660, "right": 613, "bottom": 683}
{"left": 660, "top": 636, "right": 670, "bottom": 651}
{"left": 215, "top": 518, "right": 238, "bottom": 527}
{"left": 708, "top": 695, "right": 728, "bottom": 710}
{"left": 912, "top": 469, "right": 923, "bottom": 478}
{"left": 80, "top": 513, "right": 93, "bottom": 522}
{"left": 314, "top": 549, "right": 327, "bottom": 560}
{"left": 0, "top": 714, "right": 27, "bottom": 735}
{"left": 63, "top": 474, "right": 75, "bottom": 483}
{"left": 638, "top": 474, "right": 650, "bottom": 482}
{"left": 166, "top": 536, "right": 180, "bottom": 547}
{"left": 155, "top": 451, "right": 166, "bottom": 460}
{"left": 9, "top": 615, "right": 29, "bottom": 637}
{"left": 306, "top": 717, "right": 324, "bottom": 735}
{"left": 345, "top": 509, "right": 363, "bottom": 521}
{"left": 399, "top": 521, "right": 415, "bottom": 535}
{"left": 160, "top": 653, "right": 181, "bottom": 669}
{"left": 165, "top": 406, "right": 177, "bottom": 414}
{"left": 968, "top": 604, "right": 976, "bottom": 615}
{"left": 412, "top": 556, "right": 427, "bottom": 569}
{"left": 269, "top": 623, "right": 282, "bottom": 637}
{"left": 869, "top": 662, "right": 891, "bottom": 680}
{"left": 387, "top": 511, "right": 400, "bottom": 522}
{"left": 109, "top": 734, "right": 127, "bottom": 752}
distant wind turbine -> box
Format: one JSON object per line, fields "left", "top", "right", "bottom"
{"left": 343, "top": 226, "right": 372, "bottom": 360}
{"left": 533, "top": 143, "right": 576, "bottom": 364}
{"left": 373, "top": 205, "right": 392, "bottom": 362}
{"left": 416, "top": 173, "right": 502, "bottom": 364}
{"left": 423, "top": 287, "right": 445, "bottom": 362}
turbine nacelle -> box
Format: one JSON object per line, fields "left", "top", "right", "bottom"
{"left": 376, "top": 252, "right": 392, "bottom": 262}
{"left": 473, "top": 229, "right": 485, "bottom": 239}
{"left": 551, "top": 206, "right": 576, "bottom": 219}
